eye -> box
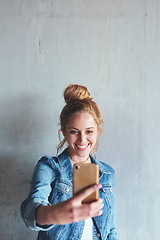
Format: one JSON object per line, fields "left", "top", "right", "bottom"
{"left": 86, "top": 130, "right": 93, "bottom": 134}
{"left": 70, "top": 130, "right": 78, "bottom": 134}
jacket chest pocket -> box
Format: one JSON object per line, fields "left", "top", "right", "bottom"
{"left": 50, "top": 181, "right": 72, "bottom": 204}
{"left": 102, "top": 184, "right": 113, "bottom": 195}
{"left": 100, "top": 184, "right": 113, "bottom": 226}
{"left": 101, "top": 184, "right": 113, "bottom": 208}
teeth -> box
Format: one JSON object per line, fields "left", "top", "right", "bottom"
{"left": 76, "top": 144, "right": 88, "bottom": 149}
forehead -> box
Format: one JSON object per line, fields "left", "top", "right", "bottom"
{"left": 67, "top": 112, "right": 97, "bottom": 128}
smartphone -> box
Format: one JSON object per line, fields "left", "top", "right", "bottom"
{"left": 73, "top": 162, "right": 99, "bottom": 204}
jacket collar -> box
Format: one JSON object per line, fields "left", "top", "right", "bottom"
{"left": 57, "top": 148, "right": 73, "bottom": 182}
{"left": 90, "top": 155, "right": 111, "bottom": 178}
{"left": 57, "top": 148, "right": 111, "bottom": 182}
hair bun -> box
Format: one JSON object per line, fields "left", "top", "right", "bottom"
{"left": 64, "top": 84, "right": 93, "bottom": 104}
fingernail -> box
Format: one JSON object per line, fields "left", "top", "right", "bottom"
{"left": 98, "top": 198, "right": 103, "bottom": 203}
{"left": 99, "top": 210, "right": 103, "bottom": 215}
{"left": 95, "top": 184, "right": 102, "bottom": 189}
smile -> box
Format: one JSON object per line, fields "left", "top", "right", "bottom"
{"left": 75, "top": 143, "right": 90, "bottom": 149}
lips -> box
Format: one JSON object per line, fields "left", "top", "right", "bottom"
{"left": 75, "top": 143, "right": 90, "bottom": 150}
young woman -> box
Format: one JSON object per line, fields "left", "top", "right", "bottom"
{"left": 20, "top": 84, "right": 117, "bottom": 240}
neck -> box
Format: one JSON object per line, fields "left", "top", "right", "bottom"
{"left": 67, "top": 150, "right": 91, "bottom": 164}
{"left": 70, "top": 155, "right": 90, "bottom": 164}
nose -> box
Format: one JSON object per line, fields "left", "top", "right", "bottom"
{"left": 79, "top": 132, "right": 86, "bottom": 143}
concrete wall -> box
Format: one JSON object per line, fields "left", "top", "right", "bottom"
{"left": 0, "top": 1, "right": 160, "bottom": 239}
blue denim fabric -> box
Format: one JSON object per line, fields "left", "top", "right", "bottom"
{"left": 20, "top": 148, "right": 117, "bottom": 240}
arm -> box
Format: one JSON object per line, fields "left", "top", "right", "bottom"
{"left": 36, "top": 184, "right": 103, "bottom": 225}
{"left": 20, "top": 156, "right": 54, "bottom": 230}
{"left": 20, "top": 157, "right": 104, "bottom": 230}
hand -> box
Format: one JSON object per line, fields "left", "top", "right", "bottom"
{"left": 36, "top": 184, "right": 104, "bottom": 225}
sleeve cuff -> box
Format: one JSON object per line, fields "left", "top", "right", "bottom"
{"left": 21, "top": 202, "right": 54, "bottom": 231}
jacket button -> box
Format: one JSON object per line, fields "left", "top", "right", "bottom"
{"left": 65, "top": 186, "right": 69, "bottom": 192}
{"left": 96, "top": 233, "right": 101, "bottom": 238}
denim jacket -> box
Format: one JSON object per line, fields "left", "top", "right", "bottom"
{"left": 20, "top": 148, "right": 117, "bottom": 240}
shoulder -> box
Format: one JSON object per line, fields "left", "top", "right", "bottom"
{"left": 97, "top": 161, "right": 116, "bottom": 188}
{"left": 38, "top": 155, "right": 58, "bottom": 166}
{"left": 34, "top": 155, "right": 60, "bottom": 174}
{"left": 98, "top": 161, "right": 115, "bottom": 175}
{"left": 30, "top": 155, "right": 61, "bottom": 183}
{"left": 91, "top": 155, "right": 115, "bottom": 175}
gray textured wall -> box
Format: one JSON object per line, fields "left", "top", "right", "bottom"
{"left": 0, "top": 1, "right": 160, "bottom": 239}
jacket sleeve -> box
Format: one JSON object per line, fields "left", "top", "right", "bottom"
{"left": 107, "top": 170, "right": 118, "bottom": 240}
{"left": 20, "top": 156, "right": 55, "bottom": 231}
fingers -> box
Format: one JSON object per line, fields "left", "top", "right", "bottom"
{"left": 93, "top": 198, "right": 104, "bottom": 217}
{"left": 73, "top": 184, "right": 102, "bottom": 203}
{"left": 86, "top": 198, "right": 104, "bottom": 217}
{"left": 44, "top": 184, "right": 103, "bottom": 225}
{"left": 70, "top": 198, "right": 104, "bottom": 222}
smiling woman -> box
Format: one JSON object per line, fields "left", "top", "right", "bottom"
{"left": 58, "top": 84, "right": 103, "bottom": 159}
{"left": 62, "top": 112, "right": 99, "bottom": 163}
{"left": 20, "top": 84, "right": 117, "bottom": 240}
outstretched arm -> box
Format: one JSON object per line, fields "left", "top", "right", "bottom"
{"left": 36, "top": 184, "right": 103, "bottom": 226}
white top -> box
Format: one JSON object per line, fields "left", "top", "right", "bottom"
{"left": 81, "top": 218, "right": 93, "bottom": 240}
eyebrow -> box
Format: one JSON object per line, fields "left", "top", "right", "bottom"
{"left": 68, "top": 127, "right": 95, "bottom": 130}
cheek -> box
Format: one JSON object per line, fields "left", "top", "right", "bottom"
{"left": 88, "top": 134, "right": 98, "bottom": 142}
{"left": 66, "top": 135, "right": 76, "bottom": 144}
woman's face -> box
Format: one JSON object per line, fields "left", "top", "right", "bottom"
{"left": 62, "top": 112, "right": 99, "bottom": 160}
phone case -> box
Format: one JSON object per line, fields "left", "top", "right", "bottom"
{"left": 73, "top": 162, "right": 99, "bottom": 203}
